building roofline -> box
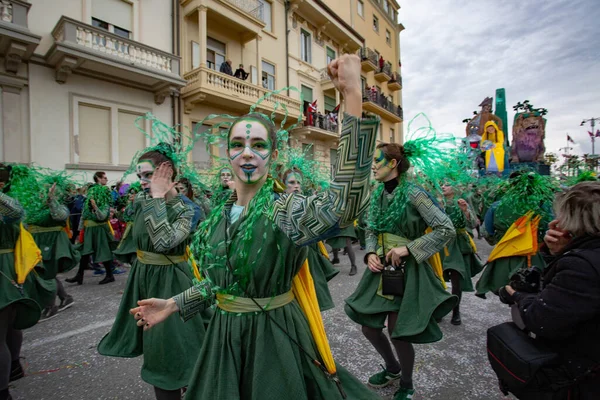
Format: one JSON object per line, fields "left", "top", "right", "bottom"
{"left": 312, "top": 0, "right": 365, "bottom": 45}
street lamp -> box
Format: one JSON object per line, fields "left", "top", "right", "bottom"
{"left": 580, "top": 117, "right": 600, "bottom": 155}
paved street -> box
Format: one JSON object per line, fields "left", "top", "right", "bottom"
{"left": 10, "top": 238, "right": 512, "bottom": 400}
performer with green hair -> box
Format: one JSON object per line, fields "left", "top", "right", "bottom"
{"left": 345, "top": 118, "right": 458, "bottom": 400}
{"left": 131, "top": 55, "right": 384, "bottom": 400}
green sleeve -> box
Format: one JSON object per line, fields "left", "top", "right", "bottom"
{"left": 0, "top": 192, "right": 24, "bottom": 223}
{"left": 173, "top": 280, "right": 216, "bottom": 322}
{"left": 48, "top": 199, "right": 69, "bottom": 222}
{"left": 141, "top": 196, "right": 193, "bottom": 253}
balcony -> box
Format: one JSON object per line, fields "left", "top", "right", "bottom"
{"left": 182, "top": 66, "right": 302, "bottom": 120}
{"left": 0, "top": 0, "right": 41, "bottom": 74}
{"left": 293, "top": 111, "right": 339, "bottom": 141}
{"left": 388, "top": 72, "right": 402, "bottom": 91}
{"left": 360, "top": 47, "right": 378, "bottom": 72}
{"left": 319, "top": 67, "right": 335, "bottom": 91}
{"left": 363, "top": 89, "right": 403, "bottom": 123}
{"left": 45, "top": 17, "right": 186, "bottom": 104}
{"left": 374, "top": 61, "right": 392, "bottom": 82}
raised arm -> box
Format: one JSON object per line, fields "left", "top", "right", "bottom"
{"left": 0, "top": 192, "right": 24, "bottom": 223}
{"left": 48, "top": 198, "right": 70, "bottom": 222}
{"left": 141, "top": 195, "right": 193, "bottom": 253}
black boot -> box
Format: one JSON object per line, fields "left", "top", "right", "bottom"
{"left": 65, "top": 272, "right": 83, "bottom": 285}
{"left": 0, "top": 388, "right": 12, "bottom": 400}
{"left": 9, "top": 360, "right": 24, "bottom": 382}
{"left": 349, "top": 265, "right": 357, "bottom": 276}
{"left": 99, "top": 262, "right": 115, "bottom": 285}
{"left": 451, "top": 307, "right": 462, "bottom": 326}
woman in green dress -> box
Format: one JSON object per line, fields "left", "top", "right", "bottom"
{"left": 344, "top": 143, "right": 457, "bottom": 400}
{"left": 283, "top": 167, "right": 339, "bottom": 311}
{"left": 440, "top": 183, "right": 483, "bottom": 325}
{"left": 130, "top": 55, "right": 384, "bottom": 400}
{"left": 113, "top": 185, "right": 140, "bottom": 265}
{"left": 97, "top": 146, "right": 207, "bottom": 400}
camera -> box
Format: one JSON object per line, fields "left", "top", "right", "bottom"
{"left": 499, "top": 266, "right": 543, "bottom": 305}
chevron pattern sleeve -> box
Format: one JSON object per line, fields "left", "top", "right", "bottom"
{"left": 173, "top": 280, "right": 215, "bottom": 322}
{"left": 49, "top": 199, "right": 69, "bottom": 222}
{"left": 365, "top": 228, "right": 378, "bottom": 257}
{"left": 464, "top": 202, "right": 479, "bottom": 230}
{"left": 406, "top": 187, "right": 456, "bottom": 264}
{"left": 269, "top": 114, "right": 378, "bottom": 247}
{"left": 93, "top": 204, "right": 109, "bottom": 221}
{"left": 142, "top": 197, "right": 193, "bottom": 253}
{"left": 0, "top": 192, "right": 24, "bottom": 223}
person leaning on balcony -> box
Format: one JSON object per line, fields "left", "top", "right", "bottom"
{"left": 234, "top": 64, "right": 249, "bottom": 80}
{"left": 379, "top": 56, "right": 384, "bottom": 72}
{"left": 220, "top": 59, "right": 233, "bottom": 76}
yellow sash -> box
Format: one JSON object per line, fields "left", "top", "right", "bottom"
{"left": 186, "top": 246, "right": 202, "bottom": 282}
{"left": 84, "top": 219, "right": 115, "bottom": 237}
{"left": 317, "top": 241, "right": 329, "bottom": 258}
{"left": 136, "top": 250, "right": 186, "bottom": 265}
{"left": 216, "top": 291, "right": 294, "bottom": 313}
{"left": 15, "top": 223, "right": 42, "bottom": 284}
{"left": 27, "top": 225, "right": 65, "bottom": 234}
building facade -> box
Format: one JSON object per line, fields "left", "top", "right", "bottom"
{"left": 0, "top": 0, "right": 184, "bottom": 181}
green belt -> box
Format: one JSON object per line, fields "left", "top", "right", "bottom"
{"left": 27, "top": 225, "right": 65, "bottom": 234}
{"left": 0, "top": 249, "right": 14, "bottom": 255}
{"left": 136, "top": 250, "right": 186, "bottom": 265}
{"left": 216, "top": 291, "right": 294, "bottom": 313}
{"left": 84, "top": 220, "right": 107, "bottom": 228}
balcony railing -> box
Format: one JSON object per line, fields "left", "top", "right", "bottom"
{"left": 52, "top": 17, "right": 178, "bottom": 75}
{"left": 221, "top": 0, "right": 264, "bottom": 20}
{"left": 363, "top": 88, "right": 403, "bottom": 120}
{"left": 359, "top": 47, "right": 378, "bottom": 71}
{"left": 304, "top": 111, "right": 338, "bottom": 134}
{"left": 183, "top": 66, "right": 302, "bottom": 117}
{"left": 388, "top": 72, "right": 402, "bottom": 91}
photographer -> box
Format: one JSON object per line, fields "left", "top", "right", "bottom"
{"left": 501, "top": 181, "right": 600, "bottom": 399}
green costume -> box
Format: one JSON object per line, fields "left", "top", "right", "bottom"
{"left": 327, "top": 225, "right": 357, "bottom": 249}
{"left": 0, "top": 193, "right": 56, "bottom": 329}
{"left": 79, "top": 185, "right": 115, "bottom": 263}
{"left": 29, "top": 199, "right": 81, "bottom": 280}
{"left": 307, "top": 243, "right": 339, "bottom": 311}
{"left": 345, "top": 183, "right": 457, "bottom": 343}
{"left": 98, "top": 193, "right": 206, "bottom": 390}
{"left": 173, "top": 114, "right": 382, "bottom": 399}
{"left": 441, "top": 200, "right": 483, "bottom": 292}
{"left": 113, "top": 198, "right": 137, "bottom": 263}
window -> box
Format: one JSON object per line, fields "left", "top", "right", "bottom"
{"left": 324, "top": 95, "right": 336, "bottom": 113}
{"left": 390, "top": 128, "right": 395, "bottom": 142}
{"left": 383, "top": 0, "right": 389, "bottom": 13}
{"left": 361, "top": 76, "right": 367, "bottom": 95}
{"left": 301, "top": 29, "right": 311, "bottom": 63}
{"left": 330, "top": 148, "right": 337, "bottom": 177}
{"left": 357, "top": 0, "right": 364, "bottom": 17}
{"left": 373, "top": 15, "right": 379, "bottom": 32}
{"left": 207, "top": 37, "right": 226, "bottom": 71}
{"left": 73, "top": 97, "right": 148, "bottom": 166}
{"left": 258, "top": 0, "right": 272, "bottom": 32}
{"left": 262, "top": 60, "right": 276, "bottom": 91}
{"left": 191, "top": 123, "right": 212, "bottom": 168}
{"left": 91, "top": 0, "right": 133, "bottom": 39}
{"left": 191, "top": 41, "right": 200, "bottom": 69}
{"left": 301, "top": 85, "right": 313, "bottom": 103}
{"left": 326, "top": 47, "right": 336, "bottom": 65}
{"left": 386, "top": 30, "right": 391, "bottom": 45}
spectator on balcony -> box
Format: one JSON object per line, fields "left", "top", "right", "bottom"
{"left": 219, "top": 59, "right": 233, "bottom": 76}
{"left": 234, "top": 64, "right": 249, "bottom": 81}
{"left": 379, "top": 55, "right": 384, "bottom": 72}
{"left": 370, "top": 85, "right": 377, "bottom": 102}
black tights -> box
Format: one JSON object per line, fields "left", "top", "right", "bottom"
{"left": 1, "top": 306, "right": 21, "bottom": 392}
{"left": 361, "top": 312, "right": 415, "bottom": 389}
{"left": 449, "top": 270, "right": 462, "bottom": 312}
{"left": 333, "top": 238, "right": 357, "bottom": 266}
{"left": 153, "top": 386, "right": 181, "bottom": 400}
{"left": 74, "top": 255, "right": 113, "bottom": 281}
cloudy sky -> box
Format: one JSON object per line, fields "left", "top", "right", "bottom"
{"left": 399, "top": 0, "right": 600, "bottom": 160}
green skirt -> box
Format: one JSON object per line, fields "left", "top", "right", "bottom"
{"left": 113, "top": 224, "right": 137, "bottom": 263}
{"left": 345, "top": 257, "right": 457, "bottom": 344}
{"left": 307, "top": 244, "right": 339, "bottom": 312}
{"left": 442, "top": 234, "right": 483, "bottom": 293}
{"left": 32, "top": 230, "right": 81, "bottom": 279}
{"left": 97, "top": 258, "right": 207, "bottom": 390}
{"left": 327, "top": 225, "right": 357, "bottom": 249}
{"left": 1, "top": 253, "right": 56, "bottom": 329}
{"left": 475, "top": 252, "right": 546, "bottom": 295}
{"left": 80, "top": 224, "right": 115, "bottom": 263}
{"left": 185, "top": 299, "right": 382, "bottom": 399}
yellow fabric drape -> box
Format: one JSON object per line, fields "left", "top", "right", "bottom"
{"left": 481, "top": 120, "right": 505, "bottom": 172}
{"left": 317, "top": 241, "right": 329, "bottom": 258}
{"left": 292, "top": 261, "right": 336, "bottom": 375}
{"left": 15, "top": 223, "right": 42, "bottom": 284}
{"left": 84, "top": 220, "right": 115, "bottom": 237}
{"left": 458, "top": 228, "right": 478, "bottom": 253}
{"left": 185, "top": 246, "right": 202, "bottom": 282}
{"left": 424, "top": 227, "right": 447, "bottom": 289}
{"left": 487, "top": 211, "right": 541, "bottom": 263}
{"left": 65, "top": 219, "right": 73, "bottom": 239}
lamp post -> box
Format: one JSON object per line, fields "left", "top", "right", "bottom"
{"left": 580, "top": 117, "right": 600, "bottom": 155}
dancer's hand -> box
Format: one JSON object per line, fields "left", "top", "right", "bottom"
{"left": 48, "top": 183, "right": 57, "bottom": 200}
{"left": 367, "top": 254, "right": 384, "bottom": 273}
{"left": 327, "top": 54, "right": 362, "bottom": 117}
{"left": 386, "top": 246, "right": 409, "bottom": 268}
{"left": 130, "top": 298, "right": 179, "bottom": 331}
{"left": 90, "top": 199, "right": 98, "bottom": 210}
{"left": 226, "top": 179, "right": 236, "bottom": 190}
{"left": 150, "top": 162, "right": 177, "bottom": 199}
{"left": 457, "top": 199, "right": 468, "bottom": 212}
{"left": 544, "top": 220, "right": 572, "bottom": 255}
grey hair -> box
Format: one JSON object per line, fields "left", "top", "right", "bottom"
{"left": 553, "top": 181, "right": 600, "bottom": 237}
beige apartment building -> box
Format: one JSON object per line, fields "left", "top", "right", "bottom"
{"left": 179, "top": 0, "right": 404, "bottom": 171}
{"left": 0, "top": 0, "right": 184, "bottom": 181}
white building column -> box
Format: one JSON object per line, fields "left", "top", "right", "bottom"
{"left": 198, "top": 5, "right": 207, "bottom": 67}
{"left": 256, "top": 35, "right": 262, "bottom": 86}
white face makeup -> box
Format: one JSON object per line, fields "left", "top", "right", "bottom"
{"left": 227, "top": 120, "right": 274, "bottom": 185}
{"left": 136, "top": 161, "right": 154, "bottom": 191}
{"left": 372, "top": 148, "right": 395, "bottom": 182}
{"left": 285, "top": 173, "right": 303, "bottom": 194}
{"left": 441, "top": 184, "right": 454, "bottom": 197}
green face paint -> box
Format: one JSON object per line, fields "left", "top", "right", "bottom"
{"left": 228, "top": 120, "right": 273, "bottom": 184}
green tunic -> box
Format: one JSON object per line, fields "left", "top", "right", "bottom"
{"left": 0, "top": 193, "right": 56, "bottom": 329}
{"left": 307, "top": 243, "right": 339, "bottom": 311}
{"left": 475, "top": 201, "right": 548, "bottom": 295}
{"left": 97, "top": 194, "right": 206, "bottom": 390}
{"left": 327, "top": 225, "right": 357, "bottom": 249}
{"left": 345, "top": 184, "right": 458, "bottom": 343}
{"left": 173, "top": 114, "right": 382, "bottom": 400}
{"left": 79, "top": 187, "right": 115, "bottom": 263}
{"left": 441, "top": 200, "right": 483, "bottom": 292}
{"left": 113, "top": 200, "right": 137, "bottom": 263}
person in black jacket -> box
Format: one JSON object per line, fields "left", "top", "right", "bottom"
{"left": 503, "top": 181, "right": 600, "bottom": 399}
